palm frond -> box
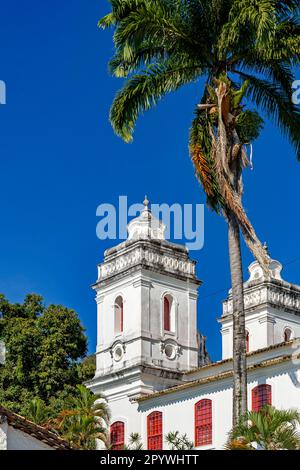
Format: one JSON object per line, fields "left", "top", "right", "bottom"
{"left": 235, "top": 71, "right": 300, "bottom": 159}
{"left": 227, "top": 406, "right": 300, "bottom": 450}
{"left": 189, "top": 108, "right": 223, "bottom": 212}
{"left": 109, "top": 44, "right": 167, "bottom": 77}
{"left": 110, "top": 59, "right": 203, "bottom": 141}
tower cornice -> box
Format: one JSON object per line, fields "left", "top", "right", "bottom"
{"left": 94, "top": 239, "right": 201, "bottom": 288}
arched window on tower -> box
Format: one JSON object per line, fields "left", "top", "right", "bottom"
{"left": 284, "top": 328, "right": 293, "bottom": 342}
{"left": 252, "top": 384, "right": 272, "bottom": 411}
{"left": 164, "top": 297, "right": 170, "bottom": 331}
{"left": 114, "top": 296, "right": 123, "bottom": 335}
{"left": 246, "top": 330, "right": 249, "bottom": 353}
{"left": 163, "top": 295, "right": 175, "bottom": 332}
{"left": 195, "top": 399, "right": 212, "bottom": 447}
{"left": 110, "top": 421, "right": 125, "bottom": 450}
{"left": 147, "top": 411, "right": 163, "bottom": 450}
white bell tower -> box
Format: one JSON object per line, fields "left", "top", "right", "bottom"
{"left": 88, "top": 198, "right": 204, "bottom": 437}
{"left": 220, "top": 250, "right": 300, "bottom": 359}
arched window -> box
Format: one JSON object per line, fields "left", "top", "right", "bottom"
{"left": 114, "top": 296, "right": 123, "bottom": 335}
{"left": 252, "top": 384, "right": 272, "bottom": 412}
{"left": 147, "top": 411, "right": 163, "bottom": 450}
{"left": 284, "top": 328, "right": 292, "bottom": 342}
{"left": 164, "top": 297, "right": 170, "bottom": 331}
{"left": 246, "top": 330, "right": 249, "bottom": 353}
{"left": 163, "top": 294, "right": 175, "bottom": 332}
{"left": 110, "top": 421, "right": 125, "bottom": 450}
{"left": 195, "top": 399, "right": 212, "bottom": 447}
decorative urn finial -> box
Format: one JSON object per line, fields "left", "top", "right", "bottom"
{"left": 143, "top": 195, "right": 150, "bottom": 209}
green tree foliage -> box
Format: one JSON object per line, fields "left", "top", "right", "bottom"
{"left": 226, "top": 406, "right": 300, "bottom": 450}
{"left": 22, "top": 397, "right": 50, "bottom": 426}
{"left": 0, "top": 294, "right": 88, "bottom": 418}
{"left": 78, "top": 354, "right": 96, "bottom": 382}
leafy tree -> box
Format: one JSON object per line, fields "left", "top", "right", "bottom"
{"left": 0, "top": 294, "right": 87, "bottom": 418}
{"left": 78, "top": 354, "right": 96, "bottom": 382}
{"left": 226, "top": 406, "right": 300, "bottom": 450}
{"left": 165, "top": 431, "right": 194, "bottom": 450}
{"left": 52, "top": 385, "right": 110, "bottom": 450}
{"left": 99, "top": 0, "right": 300, "bottom": 424}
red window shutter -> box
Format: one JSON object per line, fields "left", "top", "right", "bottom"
{"left": 246, "top": 331, "right": 249, "bottom": 353}
{"left": 164, "top": 297, "right": 170, "bottom": 331}
{"left": 110, "top": 421, "right": 125, "bottom": 450}
{"left": 195, "top": 399, "right": 212, "bottom": 447}
{"left": 252, "top": 384, "right": 272, "bottom": 412}
{"left": 120, "top": 300, "right": 123, "bottom": 333}
{"left": 147, "top": 412, "right": 163, "bottom": 450}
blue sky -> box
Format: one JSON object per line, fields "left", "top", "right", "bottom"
{"left": 0, "top": 0, "right": 299, "bottom": 361}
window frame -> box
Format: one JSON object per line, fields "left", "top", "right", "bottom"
{"left": 163, "top": 296, "right": 171, "bottom": 332}
{"left": 110, "top": 421, "right": 125, "bottom": 450}
{"left": 194, "top": 399, "right": 213, "bottom": 447}
{"left": 284, "top": 327, "right": 293, "bottom": 342}
{"left": 114, "top": 296, "right": 124, "bottom": 335}
{"left": 147, "top": 411, "right": 163, "bottom": 450}
{"left": 252, "top": 384, "right": 272, "bottom": 412}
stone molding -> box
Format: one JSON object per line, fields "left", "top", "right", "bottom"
{"left": 96, "top": 243, "right": 199, "bottom": 284}
{"left": 223, "top": 282, "right": 300, "bottom": 317}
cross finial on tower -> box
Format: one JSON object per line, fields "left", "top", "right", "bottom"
{"left": 143, "top": 195, "right": 150, "bottom": 209}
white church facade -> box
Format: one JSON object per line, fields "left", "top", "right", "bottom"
{"left": 88, "top": 199, "right": 300, "bottom": 450}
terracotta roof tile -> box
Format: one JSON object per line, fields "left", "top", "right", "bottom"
{"left": 0, "top": 406, "right": 72, "bottom": 450}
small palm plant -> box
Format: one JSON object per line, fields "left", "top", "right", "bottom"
{"left": 124, "top": 432, "right": 144, "bottom": 450}
{"left": 166, "top": 431, "right": 194, "bottom": 450}
{"left": 24, "top": 397, "right": 49, "bottom": 426}
{"left": 226, "top": 405, "right": 300, "bottom": 450}
{"left": 52, "top": 384, "right": 110, "bottom": 450}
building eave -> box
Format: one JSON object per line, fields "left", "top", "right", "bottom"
{"left": 135, "top": 343, "right": 299, "bottom": 403}
{"left": 185, "top": 339, "right": 295, "bottom": 375}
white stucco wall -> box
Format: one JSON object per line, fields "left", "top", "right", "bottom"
{"left": 222, "top": 307, "right": 300, "bottom": 360}
{"left": 95, "top": 268, "right": 199, "bottom": 376}
{"left": 137, "top": 358, "right": 300, "bottom": 450}
{"left": 4, "top": 425, "right": 54, "bottom": 450}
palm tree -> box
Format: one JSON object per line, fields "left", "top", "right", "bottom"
{"left": 165, "top": 431, "right": 194, "bottom": 450}
{"left": 226, "top": 406, "right": 300, "bottom": 450}
{"left": 99, "top": 0, "right": 300, "bottom": 424}
{"left": 53, "top": 384, "right": 110, "bottom": 450}
{"left": 24, "top": 397, "right": 49, "bottom": 426}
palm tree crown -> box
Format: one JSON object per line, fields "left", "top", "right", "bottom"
{"left": 53, "top": 384, "right": 110, "bottom": 450}
{"left": 227, "top": 405, "right": 300, "bottom": 450}
{"left": 100, "top": 0, "right": 299, "bottom": 154}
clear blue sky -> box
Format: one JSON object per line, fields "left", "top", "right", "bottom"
{"left": 0, "top": 1, "right": 299, "bottom": 361}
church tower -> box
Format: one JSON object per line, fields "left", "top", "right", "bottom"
{"left": 220, "top": 250, "right": 300, "bottom": 359}
{"left": 88, "top": 198, "right": 206, "bottom": 440}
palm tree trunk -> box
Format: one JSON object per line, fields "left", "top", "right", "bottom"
{"left": 228, "top": 209, "right": 247, "bottom": 426}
